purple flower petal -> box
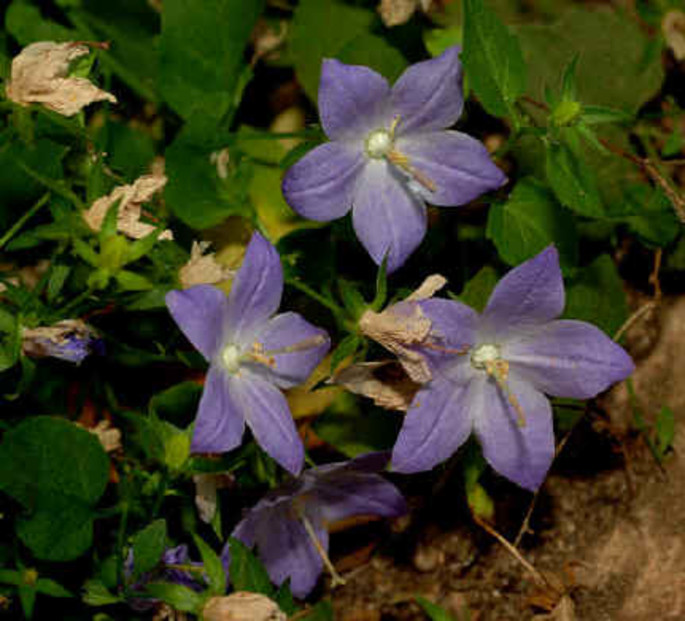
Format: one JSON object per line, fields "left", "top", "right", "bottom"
{"left": 233, "top": 370, "right": 304, "bottom": 474}
{"left": 472, "top": 374, "right": 554, "bottom": 491}
{"left": 480, "top": 246, "right": 565, "bottom": 341}
{"left": 315, "top": 472, "right": 407, "bottom": 525}
{"left": 392, "top": 375, "right": 475, "bottom": 473}
{"left": 352, "top": 161, "right": 427, "bottom": 272}
{"left": 282, "top": 142, "right": 364, "bottom": 222}
{"left": 416, "top": 298, "right": 478, "bottom": 371}
{"left": 232, "top": 503, "right": 325, "bottom": 598}
{"left": 166, "top": 285, "right": 227, "bottom": 360}
{"left": 396, "top": 131, "right": 507, "bottom": 206}
{"left": 226, "top": 232, "right": 283, "bottom": 342}
{"left": 505, "top": 320, "right": 634, "bottom": 399}
{"left": 390, "top": 46, "right": 464, "bottom": 134}
{"left": 191, "top": 365, "right": 246, "bottom": 453}
{"left": 319, "top": 59, "right": 391, "bottom": 141}
{"left": 249, "top": 312, "right": 330, "bottom": 389}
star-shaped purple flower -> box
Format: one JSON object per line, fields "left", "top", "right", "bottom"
{"left": 282, "top": 46, "right": 507, "bottom": 273}
{"left": 390, "top": 247, "right": 635, "bottom": 490}
{"left": 166, "top": 232, "right": 330, "bottom": 475}
{"left": 225, "top": 453, "right": 407, "bottom": 598}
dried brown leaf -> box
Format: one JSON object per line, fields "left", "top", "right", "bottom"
{"left": 359, "top": 274, "right": 447, "bottom": 383}
{"left": 202, "top": 593, "right": 286, "bottom": 621}
{"left": 6, "top": 41, "right": 116, "bottom": 116}
{"left": 82, "top": 173, "right": 173, "bottom": 240}
{"left": 331, "top": 361, "right": 419, "bottom": 411}
{"left": 663, "top": 11, "right": 685, "bottom": 61}
{"left": 179, "top": 242, "right": 234, "bottom": 289}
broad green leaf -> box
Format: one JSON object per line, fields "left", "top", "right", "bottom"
{"left": 486, "top": 178, "right": 578, "bottom": 269}
{"left": 0, "top": 308, "right": 21, "bottom": 372}
{"left": 150, "top": 381, "right": 202, "bottom": 424}
{"left": 564, "top": 255, "right": 627, "bottom": 335}
{"left": 274, "top": 582, "right": 298, "bottom": 615}
{"left": 82, "top": 580, "right": 122, "bottom": 606}
{"left": 165, "top": 126, "right": 252, "bottom": 229}
{"left": 160, "top": 0, "right": 265, "bottom": 121}
{"left": 35, "top": 578, "right": 72, "bottom": 598}
{"left": 193, "top": 535, "right": 226, "bottom": 595}
{"left": 415, "top": 596, "right": 457, "bottom": 621}
{"left": 291, "top": 0, "right": 407, "bottom": 102}
{"left": 516, "top": 8, "right": 663, "bottom": 113}
{"left": 0, "top": 417, "right": 109, "bottom": 561}
{"left": 462, "top": 0, "right": 526, "bottom": 118}
{"left": 227, "top": 537, "right": 274, "bottom": 596}
{"left": 456, "top": 266, "right": 497, "bottom": 312}
{"left": 131, "top": 520, "right": 167, "bottom": 579}
{"left": 424, "top": 26, "right": 462, "bottom": 58}
{"left": 144, "top": 583, "right": 205, "bottom": 613}
{"left": 545, "top": 138, "right": 604, "bottom": 217}
{"left": 622, "top": 185, "right": 679, "bottom": 249}
{"left": 6, "top": 2, "right": 75, "bottom": 44}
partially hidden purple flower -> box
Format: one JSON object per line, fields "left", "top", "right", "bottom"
{"left": 21, "top": 319, "right": 102, "bottom": 364}
{"left": 125, "top": 545, "right": 202, "bottom": 610}
{"left": 224, "top": 452, "right": 407, "bottom": 598}
{"left": 166, "top": 232, "right": 330, "bottom": 474}
{"left": 282, "top": 46, "right": 507, "bottom": 273}
{"left": 390, "top": 246, "right": 635, "bottom": 490}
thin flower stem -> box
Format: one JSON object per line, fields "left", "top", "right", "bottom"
{"left": 474, "top": 514, "right": 552, "bottom": 591}
{"left": 285, "top": 278, "right": 345, "bottom": 317}
{"left": 0, "top": 192, "right": 50, "bottom": 250}
{"left": 17, "top": 161, "right": 86, "bottom": 210}
{"left": 301, "top": 515, "right": 346, "bottom": 589}
{"left": 612, "top": 301, "right": 657, "bottom": 343}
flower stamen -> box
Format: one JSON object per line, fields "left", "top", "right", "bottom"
{"left": 485, "top": 358, "right": 527, "bottom": 428}
{"left": 301, "top": 514, "right": 346, "bottom": 589}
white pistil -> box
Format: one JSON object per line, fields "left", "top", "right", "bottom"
{"left": 365, "top": 129, "right": 393, "bottom": 159}
{"left": 301, "top": 514, "right": 346, "bottom": 589}
{"left": 471, "top": 344, "right": 527, "bottom": 427}
{"left": 470, "top": 343, "right": 501, "bottom": 370}
{"left": 221, "top": 343, "right": 242, "bottom": 375}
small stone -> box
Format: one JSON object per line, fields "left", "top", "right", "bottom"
{"left": 412, "top": 544, "right": 444, "bottom": 572}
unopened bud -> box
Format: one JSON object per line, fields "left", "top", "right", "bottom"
{"left": 202, "top": 593, "right": 286, "bottom": 621}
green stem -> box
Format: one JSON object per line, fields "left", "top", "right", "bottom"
{"left": 285, "top": 278, "right": 345, "bottom": 317}
{"left": 55, "top": 288, "right": 94, "bottom": 316}
{"left": 17, "top": 162, "right": 85, "bottom": 210}
{"left": 0, "top": 193, "right": 50, "bottom": 250}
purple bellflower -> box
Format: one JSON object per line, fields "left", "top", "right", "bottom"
{"left": 282, "top": 46, "right": 507, "bottom": 273}
{"left": 166, "top": 232, "right": 330, "bottom": 475}
{"left": 225, "top": 452, "right": 407, "bottom": 598}
{"left": 390, "top": 247, "right": 635, "bottom": 490}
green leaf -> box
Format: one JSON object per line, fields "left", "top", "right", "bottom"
{"left": 456, "top": 266, "right": 497, "bottom": 313}
{"left": 415, "top": 595, "right": 457, "bottom": 621}
{"left": 462, "top": 0, "right": 526, "bottom": 118}
{"left": 227, "top": 537, "right": 274, "bottom": 596}
{"left": 274, "top": 582, "right": 298, "bottom": 616}
{"left": 82, "top": 580, "right": 122, "bottom": 606}
{"left": 165, "top": 126, "right": 251, "bottom": 229}
{"left": 371, "top": 255, "right": 389, "bottom": 312}
{"left": 330, "top": 334, "right": 361, "bottom": 374}
{"left": 486, "top": 178, "right": 578, "bottom": 269}
{"left": 193, "top": 535, "right": 226, "bottom": 595}
{"left": 114, "top": 270, "right": 154, "bottom": 291}
{"left": 299, "top": 601, "right": 335, "bottom": 621}
{"left": 18, "top": 584, "right": 36, "bottom": 619}
{"left": 545, "top": 138, "right": 604, "bottom": 217}
{"left": 338, "top": 280, "right": 367, "bottom": 319}
{"left": 0, "top": 308, "right": 21, "bottom": 372}
{"left": 35, "top": 578, "right": 72, "bottom": 598}
{"left": 516, "top": 8, "right": 663, "bottom": 114}
{"left": 6, "top": 2, "right": 75, "bottom": 44}
{"left": 291, "top": 0, "right": 407, "bottom": 102}
{"left": 462, "top": 443, "right": 494, "bottom": 521}
{"left": 581, "top": 105, "right": 632, "bottom": 126}
{"left": 0, "top": 417, "right": 109, "bottom": 561}
{"left": 655, "top": 406, "right": 675, "bottom": 458}
{"left": 160, "top": 0, "right": 265, "bottom": 121}
{"left": 150, "top": 381, "right": 203, "bottom": 423}
{"left": 564, "top": 255, "right": 627, "bottom": 335}
{"left": 144, "top": 583, "right": 206, "bottom": 613}
{"left": 131, "top": 520, "right": 167, "bottom": 579}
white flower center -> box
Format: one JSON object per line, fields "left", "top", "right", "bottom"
{"left": 470, "top": 343, "right": 501, "bottom": 370}
{"left": 365, "top": 129, "right": 393, "bottom": 159}
{"left": 221, "top": 343, "right": 242, "bottom": 374}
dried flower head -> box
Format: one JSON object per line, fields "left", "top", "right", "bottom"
{"left": 6, "top": 41, "right": 116, "bottom": 116}
{"left": 21, "top": 319, "right": 101, "bottom": 364}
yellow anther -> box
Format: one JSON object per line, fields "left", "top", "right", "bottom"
{"left": 387, "top": 150, "right": 437, "bottom": 192}
{"left": 485, "top": 359, "right": 526, "bottom": 427}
